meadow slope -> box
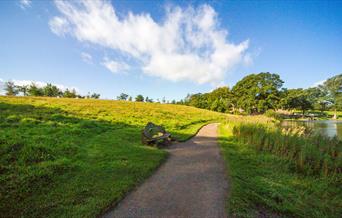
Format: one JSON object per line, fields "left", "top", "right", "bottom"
{"left": 0, "top": 96, "right": 229, "bottom": 217}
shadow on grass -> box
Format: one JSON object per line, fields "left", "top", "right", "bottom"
{"left": 0, "top": 102, "right": 170, "bottom": 218}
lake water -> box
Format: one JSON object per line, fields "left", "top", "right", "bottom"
{"left": 281, "top": 120, "right": 342, "bottom": 140}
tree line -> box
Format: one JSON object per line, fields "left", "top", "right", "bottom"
{"left": 116, "top": 93, "right": 172, "bottom": 103}
{"left": 2, "top": 81, "right": 100, "bottom": 99}
{"left": 181, "top": 73, "right": 342, "bottom": 117}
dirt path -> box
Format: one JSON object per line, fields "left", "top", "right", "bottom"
{"left": 102, "top": 123, "right": 228, "bottom": 218}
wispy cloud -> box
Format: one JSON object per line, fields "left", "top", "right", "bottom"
{"left": 101, "top": 57, "right": 129, "bottom": 74}
{"left": 312, "top": 79, "right": 326, "bottom": 87}
{"left": 49, "top": 0, "right": 249, "bottom": 84}
{"left": 19, "top": 0, "right": 32, "bottom": 10}
{"left": 81, "top": 52, "right": 93, "bottom": 64}
{"left": 49, "top": 16, "right": 70, "bottom": 36}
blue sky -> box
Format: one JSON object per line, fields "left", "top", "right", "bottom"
{"left": 0, "top": 0, "right": 341, "bottom": 100}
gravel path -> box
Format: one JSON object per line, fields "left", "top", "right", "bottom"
{"left": 102, "top": 123, "right": 228, "bottom": 218}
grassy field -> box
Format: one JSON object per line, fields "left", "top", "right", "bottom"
{"left": 219, "top": 124, "right": 342, "bottom": 218}
{"left": 0, "top": 96, "right": 228, "bottom": 217}
{"left": 1, "top": 96, "right": 341, "bottom": 217}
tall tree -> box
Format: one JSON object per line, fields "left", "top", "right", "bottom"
{"left": 5, "top": 81, "right": 18, "bottom": 96}
{"left": 63, "top": 89, "right": 77, "bottom": 98}
{"left": 232, "top": 72, "right": 284, "bottom": 114}
{"left": 27, "top": 83, "right": 44, "bottom": 96}
{"left": 43, "top": 83, "right": 61, "bottom": 97}
{"left": 280, "top": 89, "right": 313, "bottom": 115}
{"left": 135, "top": 94, "right": 144, "bottom": 102}
{"left": 117, "top": 93, "right": 129, "bottom": 100}
{"left": 323, "top": 74, "right": 342, "bottom": 118}
{"left": 17, "top": 85, "right": 29, "bottom": 96}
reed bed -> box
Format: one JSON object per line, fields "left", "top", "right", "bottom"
{"left": 232, "top": 123, "right": 342, "bottom": 177}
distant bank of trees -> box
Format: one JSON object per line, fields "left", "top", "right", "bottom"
{"left": 2, "top": 81, "right": 100, "bottom": 99}
{"left": 3, "top": 73, "right": 341, "bottom": 117}
{"left": 181, "top": 73, "right": 342, "bottom": 116}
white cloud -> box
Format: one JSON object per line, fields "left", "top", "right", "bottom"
{"left": 81, "top": 52, "right": 93, "bottom": 64}
{"left": 50, "top": 0, "right": 249, "bottom": 84}
{"left": 312, "top": 80, "right": 326, "bottom": 87}
{"left": 19, "top": 0, "right": 32, "bottom": 10}
{"left": 102, "top": 57, "right": 129, "bottom": 74}
{"left": 49, "top": 17, "right": 70, "bottom": 36}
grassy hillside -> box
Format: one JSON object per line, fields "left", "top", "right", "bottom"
{"left": 0, "top": 96, "right": 228, "bottom": 217}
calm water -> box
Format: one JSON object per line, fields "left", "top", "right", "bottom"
{"left": 281, "top": 120, "right": 342, "bottom": 140}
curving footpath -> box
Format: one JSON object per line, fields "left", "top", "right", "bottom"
{"left": 102, "top": 123, "right": 228, "bottom": 218}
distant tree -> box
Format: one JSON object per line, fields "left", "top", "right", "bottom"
{"left": 323, "top": 74, "right": 342, "bottom": 118}
{"left": 90, "top": 93, "right": 100, "bottom": 99}
{"left": 305, "top": 86, "right": 330, "bottom": 113}
{"left": 232, "top": 72, "right": 284, "bottom": 114}
{"left": 162, "top": 97, "right": 166, "bottom": 104}
{"left": 5, "top": 81, "right": 18, "bottom": 96}
{"left": 17, "top": 85, "right": 29, "bottom": 96}
{"left": 43, "top": 83, "right": 61, "bottom": 97}
{"left": 117, "top": 93, "right": 129, "bottom": 100}
{"left": 135, "top": 94, "right": 144, "bottom": 102}
{"left": 63, "top": 89, "right": 77, "bottom": 98}
{"left": 280, "top": 89, "right": 313, "bottom": 115}
{"left": 145, "top": 96, "right": 153, "bottom": 103}
{"left": 171, "top": 100, "right": 176, "bottom": 104}
{"left": 27, "top": 83, "right": 44, "bottom": 96}
{"left": 128, "top": 96, "right": 132, "bottom": 101}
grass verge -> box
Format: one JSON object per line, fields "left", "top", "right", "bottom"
{"left": 219, "top": 124, "right": 342, "bottom": 218}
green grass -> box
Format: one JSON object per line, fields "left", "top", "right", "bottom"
{"left": 232, "top": 123, "right": 341, "bottom": 176}
{"left": 0, "top": 96, "right": 229, "bottom": 217}
{"left": 219, "top": 124, "right": 342, "bottom": 218}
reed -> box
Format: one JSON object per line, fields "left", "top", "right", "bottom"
{"left": 232, "top": 123, "right": 342, "bottom": 177}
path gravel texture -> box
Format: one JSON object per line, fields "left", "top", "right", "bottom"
{"left": 102, "top": 123, "right": 228, "bottom": 218}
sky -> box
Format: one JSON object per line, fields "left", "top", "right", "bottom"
{"left": 0, "top": 0, "right": 341, "bottom": 100}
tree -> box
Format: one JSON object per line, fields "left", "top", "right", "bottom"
{"left": 232, "top": 72, "right": 284, "bottom": 114}
{"left": 43, "top": 83, "right": 61, "bottom": 97}
{"left": 117, "top": 93, "right": 129, "bottom": 100}
{"left": 207, "top": 87, "right": 234, "bottom": 112}
{"left": 323, "top": 74, "right": 342, "bottom": 118}
{"left": 145, "top": 96, "right": 153, "bottom": 103}
{"left": 135, "top": 94, "right": 144, "bottom": 102}
{"left": 17, "top": 85, "right": 29, "bottom": 96}
{"left": 128, "top": 96, "right": 132, "bottom": 101}
{"left": 27, "top": 83, "right": 44, "bottom": 96}
{"left": 305, "top": 86, "right": 330, "bottom": 113}
{"left": 280, "top": 89, "right": 313, "bottom": 115}
{"left": 90, "top": 93, "right": 100, "bottom": 99}
{"left": 5, "top": 81, "right": 18, "bottom": 96}
{"left": 63, "top": 89, "right": 77, "bottom": 98}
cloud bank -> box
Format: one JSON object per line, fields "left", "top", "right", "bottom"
{"left": 50, "top": 0, "right": 249, "bottom": 84}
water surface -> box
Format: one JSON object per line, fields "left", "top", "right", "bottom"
{"left": 281, "top": 120, "right": 342, "bottom": 140}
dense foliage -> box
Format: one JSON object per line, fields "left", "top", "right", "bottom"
{"left": 182, "top": 73, "right": 342, "bottom": 116}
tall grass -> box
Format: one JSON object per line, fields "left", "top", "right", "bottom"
{"left": 232, "top": 123, "right": 342, "bottom": 177}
